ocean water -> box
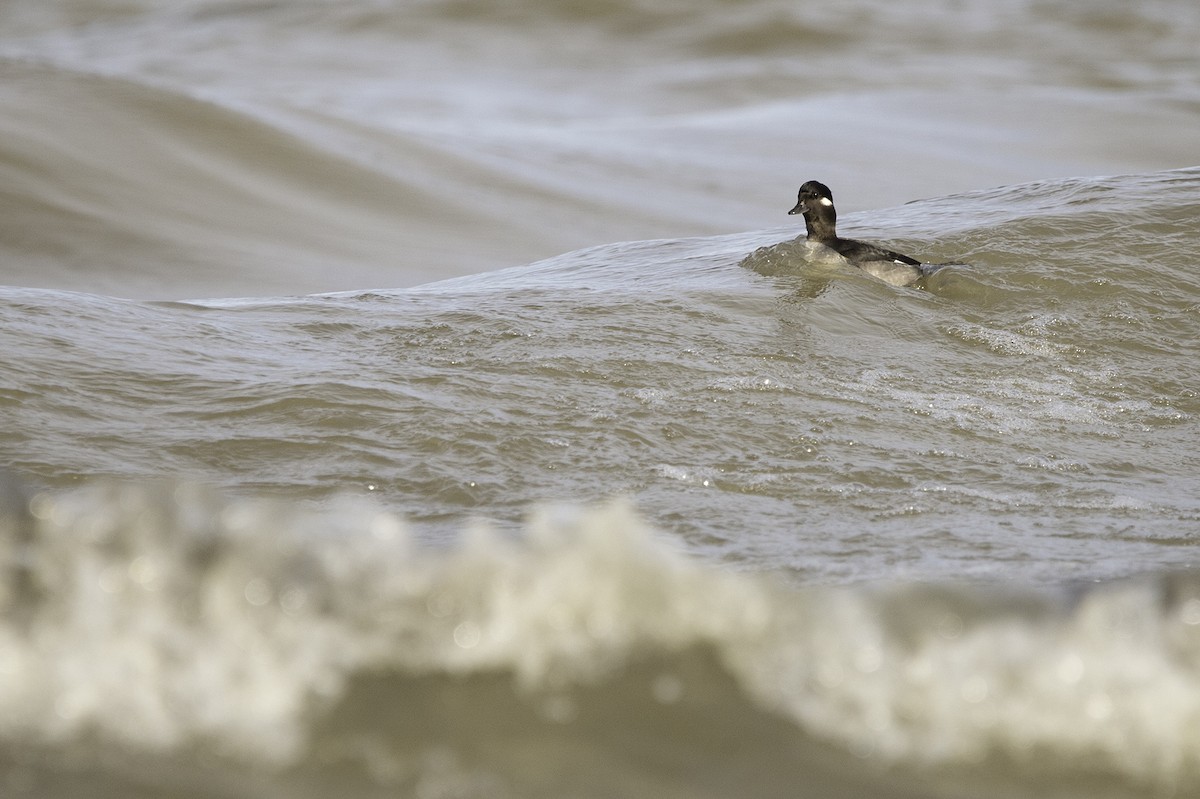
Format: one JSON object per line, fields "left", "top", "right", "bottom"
{"left": 2, "top": 1, "right": 1200, "bottom": 797}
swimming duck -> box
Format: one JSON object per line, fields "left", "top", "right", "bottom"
{"left": 789, "top": 180, "right": 929, "bottom": 286}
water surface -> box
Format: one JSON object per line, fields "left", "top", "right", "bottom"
{"left": 2, "top": 1, "right": 1199, "bottom": 797}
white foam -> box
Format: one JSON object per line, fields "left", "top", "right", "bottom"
{"left": 3, "top": 482, "right": 1199, "bottom": 792}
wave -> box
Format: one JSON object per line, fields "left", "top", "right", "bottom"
{"left": 0, "top": 57, "right": 638, "bottom": 299}
{"left": 1, "top": 477, "right": 1198, "bottom": 798}
{"left": 0, "top": 58, "right": 448, "bottom": 296}
{"left": 3, "top": 167, "right": 1199, "bottom": 559}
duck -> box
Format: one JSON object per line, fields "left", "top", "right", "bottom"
{"left": 788, "top": 180, "right": 931, "bottom": 286}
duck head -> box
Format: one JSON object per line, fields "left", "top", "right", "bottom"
{"left": 788, "top": 180, "right": 835, "bottom": 217}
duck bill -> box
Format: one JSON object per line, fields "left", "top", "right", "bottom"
{"left": 787, "top": 201, "right": 804, "bottom": 215}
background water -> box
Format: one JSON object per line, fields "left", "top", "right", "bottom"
{"left": 2, "top": 1, "right": 1199, "bottom": 797}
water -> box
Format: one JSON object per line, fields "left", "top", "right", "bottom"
{"left": 2, "top": 1, "right": 1199, "bottom": 797}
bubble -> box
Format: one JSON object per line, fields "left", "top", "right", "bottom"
{"left": 98, "top": 564, "right": 125, "bottom": 594}
{"left": 961, "top": 675, "right": 989, "bottom": 704}
{"left": 369, "top": 513, "right": 403, "bottom": 543}
{"left": 279, "top": 586, "right": 307, "bottom": 614}
{"left": 427, "top": 593, "right": 456, "bottom": 618}
{"left": 244, "top": 578, "right": 272, "bottom": 607}
{"left": 27, "top": 493, "right": 55, "bottom": 521}
{"left": 540, "top": 694, "right": 577, "bottom": 724}
{"left": 1180, "top": 598, "right": 1200, "bottom": 626}
{"left": 652, "top": 673, "right": 684, "bottom": 704}
{"left": 128, "top": 556, "right": 160, "bottom": 590}
{"left": 816, "top": 660, "right": 844, "bottom": 688}
{"left": 854, "top": 645, "right": 882, "bottom": 674}
{"left": 453, "top": 622, "right": 481, "bottom": 649}
{"left": 936, "top": 613, "right": 964, "bottom": 640}
{"left": 1056, "top": 653, "right": 1084, "bottom": 685}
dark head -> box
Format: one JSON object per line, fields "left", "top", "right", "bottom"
{"left": 788, "top": 180, "right": 835, "bottom": 217}
{"left": 787, "top": 180, "right": 837, "bottom": 241}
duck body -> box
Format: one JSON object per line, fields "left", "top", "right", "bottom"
{"left": 788, "top": 180, "right": 928, "bottom": 286}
